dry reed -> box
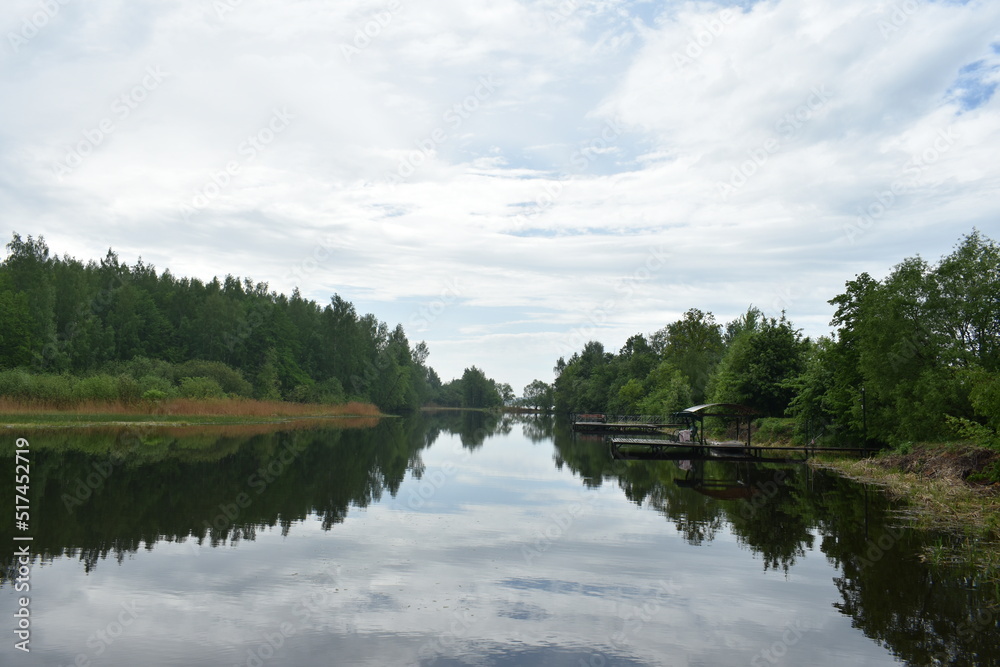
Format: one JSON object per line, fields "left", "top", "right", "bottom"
{"left": 0, "top": 397, "right": 382, "bottom": 418}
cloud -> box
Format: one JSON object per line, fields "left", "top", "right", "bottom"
{"left": 2, "top": 0, "right": 998, "bottom": 392}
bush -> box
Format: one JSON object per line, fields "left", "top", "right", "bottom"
{"left": 287, "top": 383, "right": 315, "bottom": 403}
{"left": 968, "top": 461, "right": 1000, "bottom": 485}
{"left": 0, "top": 369, "right": 32, "bottom": 399}
{"left": 116, "top": 375, "right": 143, "bottom": 404}
{"left": 175, "top": 360, "right": 253, "bottom": 397}
{"left": 0, "top": 370, "right": 76, "bottom": 404}
{"left": 104, "top": 356, "right": 173, "bottom": 381}
{"left": 142, "top": 389, "right": 168, "bottom": 402}
{"left": 178, "top": 376, "right": 226, "bottom": 399}
{"left": 138, "top": 374, "right": 175, "bottom": 396}
{"left": 755, "top": 417, "right": 797, "bottom": 443}
{"left": 316, "top": 377, "right": 346, "bottom": 404}
{"left": 74, "top": 374, "right": 119, "bottom": 402}
{"left": 946, "top": 415, "right": 1000, "bottom": 450}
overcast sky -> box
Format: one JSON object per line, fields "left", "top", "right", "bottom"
{"left": 1, "top": 0, "right": 998, "bottom": 393}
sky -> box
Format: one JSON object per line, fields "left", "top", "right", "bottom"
{"left": 1, "top": 0, "right": 998, "bottom": 394}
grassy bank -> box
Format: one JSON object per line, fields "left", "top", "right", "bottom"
{"left": 812, "top": 443, "right": 1000, "bottom": 578}
{"left": 0, "top": 396, "right": 383, "bottom": 427}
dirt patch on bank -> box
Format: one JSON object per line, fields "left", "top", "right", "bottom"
{"left": 876, "top": 444, "right": 1000, "bottom": 486}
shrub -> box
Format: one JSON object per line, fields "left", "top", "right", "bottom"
{"left": 755, "top": 417, "right": 796, "bottom": 443}
{"left": 74, "top": 374, "right": 119, "bottom": 402}
{"left": 116, "top": 375, "right": 143, "bottom": 404}
{"left": 287, "top": 383, "right": 315, "bottom": 403}
{"left": 178, "top": 376, "right": 226, "bottom": 399}
{"left": 316, "top": 377, "right": 346, "bottom": 404}
{"left": 0, "top": 369, "right": 31, "bottom": 399}
{"left": 114, "top": 356, "right": 174, "bottom": 382}
{"left": 175, "top": 360, "right": 253, "bottom": 397}
{"left": 142, "top": 389, "right": 168, "bottom": 402}
{"left": 35, "top": 374, "right": 76, "bottom": 405}
{"left": 138, "top": 374, "right": 175, "bottom": 396}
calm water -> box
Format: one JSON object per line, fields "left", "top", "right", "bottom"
{"left": 2, "top": 413, "right": 998, "bottom": 666}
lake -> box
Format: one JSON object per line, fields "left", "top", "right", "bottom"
{"left": 2, "top": 412, "right": 997, "bottom": 666}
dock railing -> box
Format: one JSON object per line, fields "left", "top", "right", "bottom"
{"left": 571, "top": 414, "right": 693, "bottom": 425}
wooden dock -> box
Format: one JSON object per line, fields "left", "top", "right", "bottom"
{"left": 609, "top": 435, "right": 875, "bottom": 463}
{"left": 571, "top": 413, "right": 692, "bottom": 435}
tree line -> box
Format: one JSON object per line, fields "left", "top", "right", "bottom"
{"left": 0, "top": 234, "right": 506, "bottom": 411}
{"left": 531, "top": 230, "right": 999, "bottom": 448}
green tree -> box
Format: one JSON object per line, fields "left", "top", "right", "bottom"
{"left": 636, "top": 361, "right": 692, "bottom": 416}
{"left": 658, "top": 308, "right": 724, "bottom": 404}
{"left": 3, "top": 233, "right": 55, "bottom": 366}
{"left": 460, "top": 366, "right": 501, "bottom": 408}
{"left": 710, "top": 313, "right": 808, "bottom": 417}
{"left": 0, "top": 275, "right": 34, "bottom": 368}
{"left": 523, "top": 379, "right": 554, "bottom": 411}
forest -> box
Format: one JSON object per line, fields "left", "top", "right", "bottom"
{"left": 0, "top": 233, "right": 507, "bottom": 412}
{"left": 534, "top": 230, "right": 1000, "bottom": 449}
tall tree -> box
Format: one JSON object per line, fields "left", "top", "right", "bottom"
{"left": 659, "top": 308, "right": 724, "bottom": 404}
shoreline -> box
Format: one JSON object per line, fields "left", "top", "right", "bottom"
{"left": 809, "top": 444, "right": 1000, "bottom": 579}
{"left": 0, "top": 397, "right": 385, "bottom": 428}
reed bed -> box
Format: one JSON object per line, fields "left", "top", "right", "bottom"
{"left": 0, "top": 397, "right": 382, "bottom": 419}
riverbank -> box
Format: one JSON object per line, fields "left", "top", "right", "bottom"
{"left": 0, "top": 397, "right": 383, "bottom": 428}
{"left": 812, "top": 442, "right": 1000, "bottom": 579}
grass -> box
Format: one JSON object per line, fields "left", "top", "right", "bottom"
{"left": 0, "top": 396, "right": 383, "bottom": 427}
{"left": 813, "top": 443, "right": 1000, "bottom": 581}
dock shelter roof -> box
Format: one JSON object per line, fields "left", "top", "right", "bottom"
{"left": 681, "top": 403, "right": 759, "bottom": 418}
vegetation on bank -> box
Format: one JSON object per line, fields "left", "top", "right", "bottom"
{"left": 534, "top": 229, "right": 999, "bottom": 458}
{"left": 0, "top": 233, "right": 509, "bottom": 413}
{"left": 813, "top": 445, "right": 1000, "bottom": 579}
{"left": 0, "top": 396, "right": 381, "bottom": 426}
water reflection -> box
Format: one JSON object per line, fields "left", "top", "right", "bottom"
{"left": 551, "top": 419, "right": 1000, "bottom": 665}
{"left": 0, "top": 413, "right": 996, "bottom": 666}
